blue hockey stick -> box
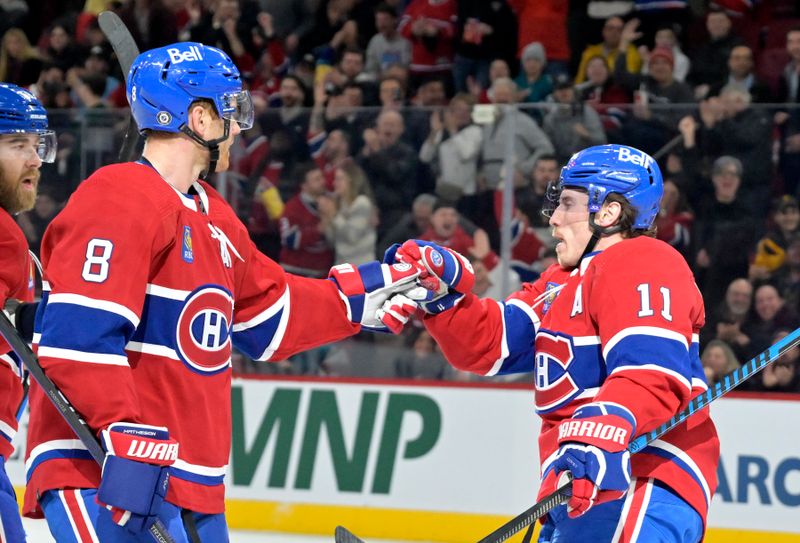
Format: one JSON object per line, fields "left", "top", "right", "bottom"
{"left": 475, "top": 326, "right": 800, "bottom": 543}
{"left": 335, "top": 328, "right": 800, "bottom": 543}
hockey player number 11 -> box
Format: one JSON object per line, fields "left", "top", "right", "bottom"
{"left": 636, "top": 283, "right": 673, "bottom": 322}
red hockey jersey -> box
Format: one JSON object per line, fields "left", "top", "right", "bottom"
{"left": 23, "top": 162, "right": 358, "bottom": 516}
{"left": 279, "top": 193, "right": 334, "bottom": 277}
{"left": 399, "top": 0, "right": 457, "bottom": 73}
{"left": 424, "top": 236, "right": 719, "bottom": 524}
{"left": 0, "top": 208, "right": 34, "bottom": 459}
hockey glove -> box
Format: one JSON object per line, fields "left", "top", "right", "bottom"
{"left": 550, "top": 403, "right": 636, "bottom": 518}
{"left": 383, "top": 240, "right": 474, "bottom": 315}
{"left": 329, "top": 261, "right": 422, "bottom": 332}
{"left": 376, "top": 293, "right": 419, "bottom": 334}
{"left": 98, "top": 423, "right": 178, "bottom": 534}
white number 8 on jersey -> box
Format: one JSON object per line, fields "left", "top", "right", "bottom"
{"left": 82, "top": 238, "right": 114, "bottom": 283}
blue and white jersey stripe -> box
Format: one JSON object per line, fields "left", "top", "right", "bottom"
{"left": 641, "top": 439, "right": 712, "bottom": 509}
{"left": 487, "top": 298, "right": 540, "bottom": 375}
{"left": 26, "top": 439, "right": 93, "bottom": 481}
{"left": 232, "top": 286, "right": 290, "bottom": 361}
{"left": 604, "top": 326, "right": 693, "bottom": 390}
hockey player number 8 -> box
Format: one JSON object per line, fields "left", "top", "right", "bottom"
{"left": 82, "top": 238, "right": 114, "bottom": 283}
{"left": 636, "top": 283, "right": 672, "bottom": 322}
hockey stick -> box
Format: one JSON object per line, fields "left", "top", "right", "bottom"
{"left": 98, "top": 10, "right": 141, "bottom": 162}
{"left": 651, "top": 133, "right": 683, "bottom": 161}
{"left": 475, "top": 326, "right": 800, "bottom": 543}
{"left": 336, "top": 327, "right": 800, "bottom": 543}
{"left": 0, "top": 312, "right": 176, "bottom": 543}
{"left": 335, "top": 526, "right": 367, "bottom": 543}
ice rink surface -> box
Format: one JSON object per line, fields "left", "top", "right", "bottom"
{"left": 22, "top": 517, "right": 409, "bottom": 542}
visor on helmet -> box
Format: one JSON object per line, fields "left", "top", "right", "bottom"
{"left": 38, "top": 131, "right": 57, "bottom": 162}
{"left": 219, "top": 90, "right": 254, "bottom": 129}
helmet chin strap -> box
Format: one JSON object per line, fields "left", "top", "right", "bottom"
{"left": 180, "top": 118, "right": 231, "bottom": 180}
{"left": 579, "top": 212, "right": 624, "bottom": 262}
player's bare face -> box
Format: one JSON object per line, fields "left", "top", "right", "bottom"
{"left": 0, "top": 133, "right": 42, "bottom": 213}
{"left": 548, "top": 188, "right": 592, "bottom": 269}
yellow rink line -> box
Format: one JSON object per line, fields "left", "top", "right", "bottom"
{"left": 16, "top": 488, "right": 800, "bottom": 542}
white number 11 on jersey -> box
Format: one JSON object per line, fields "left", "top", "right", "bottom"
{"left": 636, "top": 283, "right": 673, "bottom": 322}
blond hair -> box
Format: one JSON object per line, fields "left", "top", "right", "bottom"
{"left": 0, "top": 28, "right": 41, "bottom": 82}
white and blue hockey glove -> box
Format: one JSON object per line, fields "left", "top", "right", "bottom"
{"left": 98, "top": 423, "right": 178, "bottom": 534}
{"left": 551, "top": 403, "right": 636, "bottom": 518}
{"left": 329, "top": 261, "right": 422, "bottom": 332}
{"left": 383, "top": 240, "right": 474, "bottom": 315}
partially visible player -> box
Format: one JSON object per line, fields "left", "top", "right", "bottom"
{"left": 0, "top": 83, "right": 57, "bottom": 543}
{"left": 383, "top": 145, "right": 719, "bottom": 542}
{"left": 22, "top": 42, "right": 419, "bottom": 542}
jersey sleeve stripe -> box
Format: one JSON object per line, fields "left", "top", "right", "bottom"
{"left": 489, "top": 299, "right": 541, "bottom": 375}
{"left": 603, "top": 326, "right": 688, "bottom": 360}
{"left": 610, "top": 363, "right": 692, "bottom": 391}
{"left": 172, "top": 458, "right": 227, "bottom": 477}
{"left": 124, "top": 341, "right": 180, "bottom": 360}
{"left": 256, "top": 298, "right": 290, "bottom": 361}
{"left": 486, "top": 301, "right": 510, "bottom": 376}
{"left": 0, "top": 353, "right": 22, "bottom": 378}
{"left": 25, "top": 439, "right": 92, "bottom": 479}
{"left": 38, "top": 303, "right": 134, "bottom": 358}
{"left": 507, "top": 298, "right": 541, "bottom": 329}
{"left": 36, "top": 346, "right": 129, "bottom": 366}
{"left": 170, "top": 466, "right": 225, "bottom": 486}
{"left": 573, "top": 335, "right": 601, "bottom": 346}
{"left": 145, "top": 283, "right": 191, "bottom": 300}
{"left": 691, "top": 377, "right": 708, "bottom": 391}
{"left": 0, "top": 420, "right": 16, "bottom": 443}
{"left": 642, "top": 439, "right": 712, "bottom": 508}
{"left": 171, "top": 459, "right": 227, "bottom": 486}
{"left": 48, "top": 293, "right": 140, "bottom": 328}
{"left": 232, "top": 286, "right": 288, "bottom": 332}
{"left": 232, "top": 286, "right": 291, "bottom": 361}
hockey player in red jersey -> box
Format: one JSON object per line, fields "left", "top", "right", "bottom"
{"left": 0, "top": 83, "right": 57, "bottom": 543}
{"left": 381, "top": 144, "right": 719, "bottom": 542}
{"left": 22, "top": 42, "right": 422, "bottom": 542}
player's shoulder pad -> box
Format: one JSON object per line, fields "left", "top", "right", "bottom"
{"left": 68, "top": 163, "right": 179, "bottom": 223}
{"left": 593, "top": 237, "right": 690, "bottom": 278}
{"left": 538, "top": 262, "right": 571, "bottom": 284}
{"left": 0, "top": 208, "right": 26, "bottom": 246}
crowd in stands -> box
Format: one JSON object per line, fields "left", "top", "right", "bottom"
{"left": 5, "top": 0, "right": 800, "bottom": 391}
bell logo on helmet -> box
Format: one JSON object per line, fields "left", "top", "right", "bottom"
{"left": 167, "top": 45, "right": 204, "bottom": 64}
{"left": 617, "top": 147, "right": 652, "bottom": 168}
{"left": 156, "top": 111, "right": 171, "bottom": 125}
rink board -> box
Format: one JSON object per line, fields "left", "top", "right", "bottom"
{"left": 8, "top": 376, "right": 800, "bottom": 542}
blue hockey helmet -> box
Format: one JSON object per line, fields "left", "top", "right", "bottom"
{"left": 0, "top": 83, "right": 57, "bottom": 162}
{"left": 555, "top": 144, "right": 663, "bottom": 230}
{"left": 126, "top": 42, "right": 254, "bottom": 135}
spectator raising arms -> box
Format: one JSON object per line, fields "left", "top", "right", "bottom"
{"left": 575, "top": 16, "right": 642, "bottom": 85}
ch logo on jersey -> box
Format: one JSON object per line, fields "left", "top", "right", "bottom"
{"left": 534, "top": 331, "right": 580, "bottom": 413}
{"left": 175, "top": 285, "right": 233, "bottom": 375}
